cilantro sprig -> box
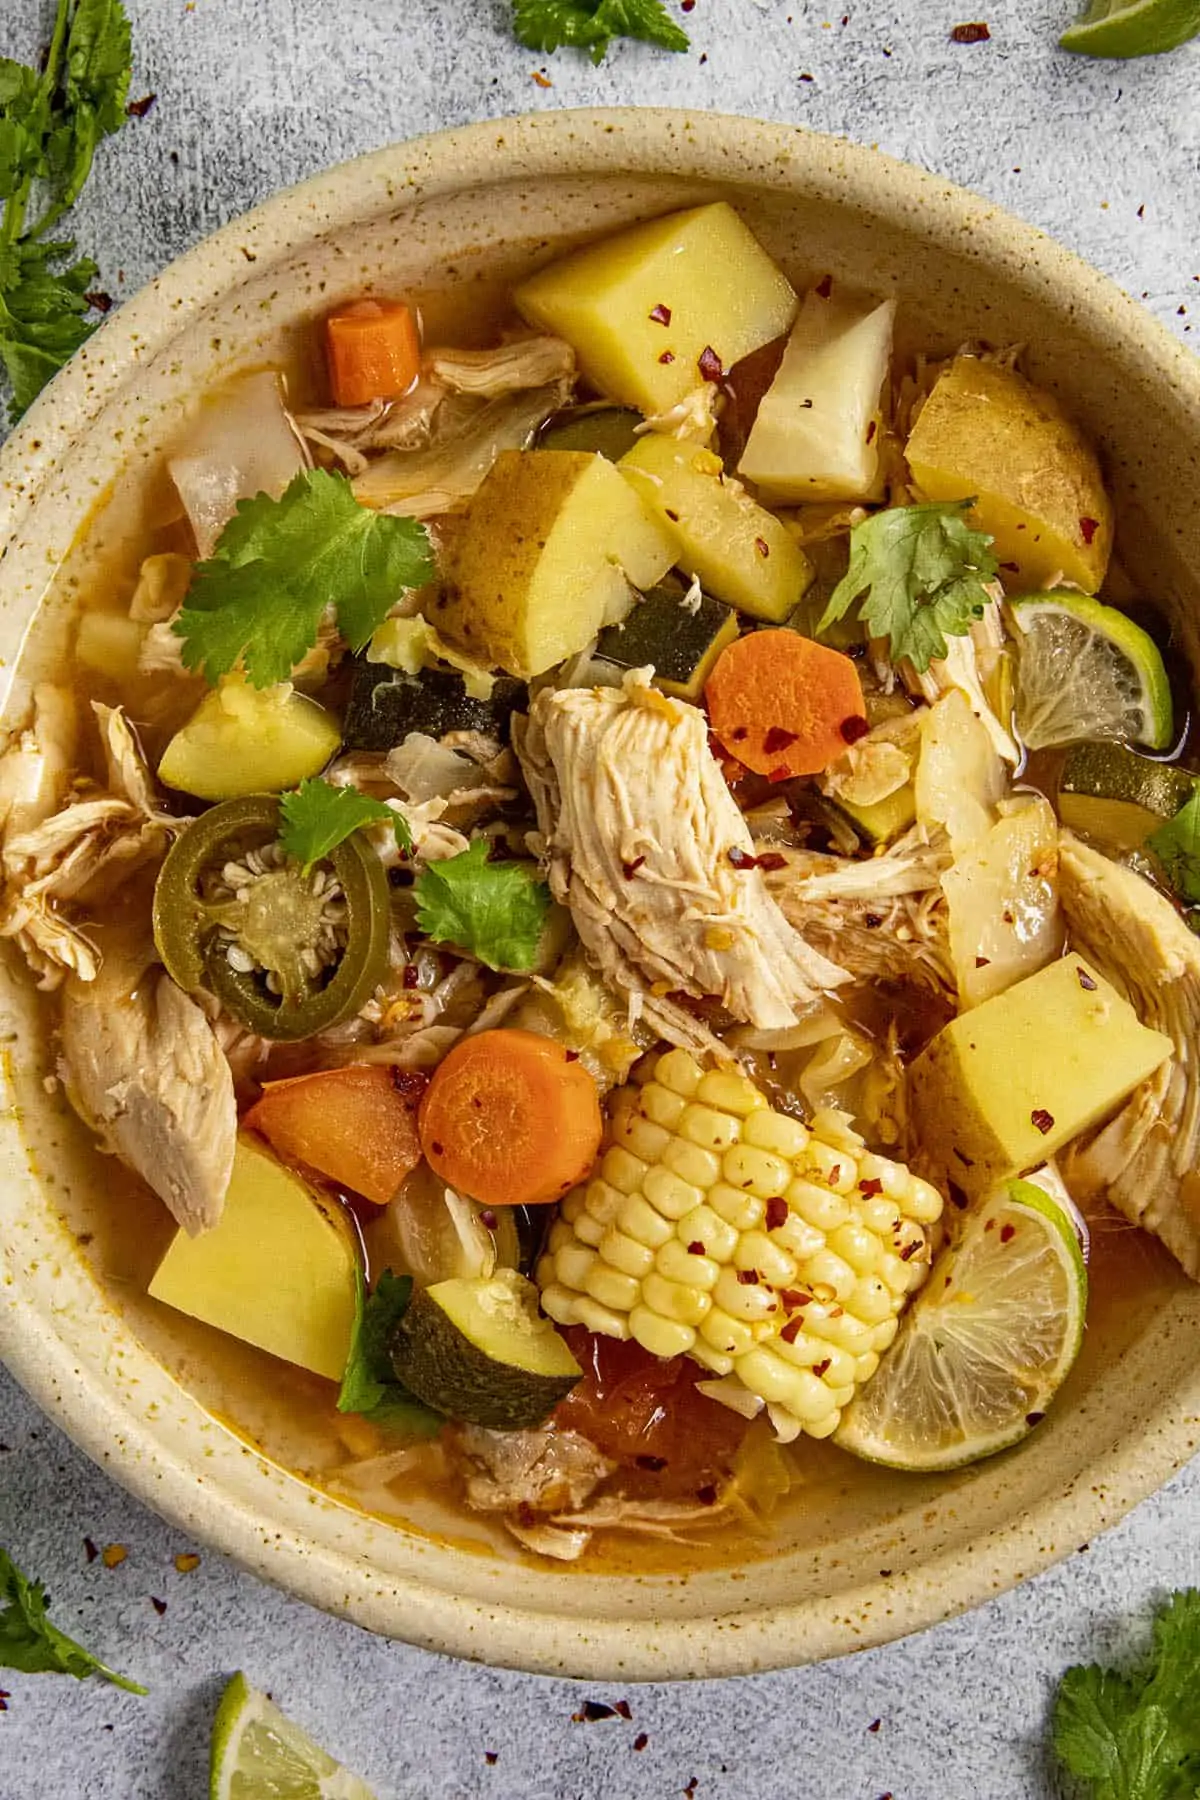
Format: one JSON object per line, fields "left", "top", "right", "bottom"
{"left": 817, "top": 500, "right": 999, "bottom": 674}
{"left": 0, "top": 1546, "right": 144, "bottom": 1693}
{"left": 0, "top": 0, "right": 133, "bottom": 421}
{"left": 1148, "top": 792, "right": 1200, "bottom": 907}
{"left": 338, "top": 1269, "right": 442, "bottom": 1437}
{"left": 414, "top": 837, "right": 552, "bottom": 973}
{"left": 279, "top": 776, "right": 413, "bottom": 871}
{"left": 174, "top": 469, "right": 435, "bottom": 688}
{"left": 1053, "top": 1590, "right": 1200, "bottom": 1800}
{"left": 512, "top": 0, "right": 689, "bottom": 63}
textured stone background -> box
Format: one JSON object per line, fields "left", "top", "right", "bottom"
{"left": 1, "top": 2, "right": 1199, "bottom": 1796}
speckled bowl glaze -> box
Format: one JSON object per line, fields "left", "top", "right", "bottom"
{"left": 2, "top": 109, "right": 1200, "bottom": 1681}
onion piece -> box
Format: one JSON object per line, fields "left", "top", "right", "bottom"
{"left": 169, "top": 371, "right": 309, "bottom": 558}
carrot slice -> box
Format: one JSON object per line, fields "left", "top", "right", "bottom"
{"left": 419, "top": 1028, "right": 602, "bottom": 1208}
{"left": 245, "top": 1064, "right": 425, "bottom": 1206}
{"left": 705, "top": 628, "right": 867, "bottom": 779}
{"left": 325, "top": 299, "right": 421, "bottom": 408}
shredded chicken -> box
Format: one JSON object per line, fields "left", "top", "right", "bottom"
{"left": 426, "top": 336, "right": 575, "bottom": 396}
{"left": 351, "top": 383, "right": 570, "bottom": 519}
{"left": 59, "top": 940, "right": 237, "bottom": 1234}
{"left": 635, "top": 381, "right": 720, "bottom": 442}
{"left": 515, "top": 671, "right": 846, "bottom": 1043}
{"left": 1057, "top": 837, "right": 1200, "bottom": 1280}
{"left": 453, "top": 1424, "right": 614, "bottom": 1515}
{"left": 0, "top": 684, "right": 77, "bottom": 847}
{"left": 904, "top": 600, "right": 1018, "bottom": 764}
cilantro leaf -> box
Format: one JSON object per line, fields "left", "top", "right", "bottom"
{"left": 1148, "top": 793, "right": 1200, "bottom": 906}
{"left": 337, "top": 1269, "right": 442, "bottom": 1436}
{"left": 414, "top": 837, "right": 551, "bottom": 972}
{"left": 279, "top": 776, "right": 413, "bottom": 869}
{"left": 0, "top": 1547, "right": 144, "bottom": 1693}
{"left": 817, "top": 501, "right": 998, "bottom": 674}
{"left": 1052, "top": 1591, "right": 1200, "bottom": 1800}
{"left": 512, "top": 0, "right": 688, "bottom": 62}
{"left": 59, "top": 0, "right": 133, "bottom": 213}
{"left": 175, "top": 469, "right": 434, "bottom": 687}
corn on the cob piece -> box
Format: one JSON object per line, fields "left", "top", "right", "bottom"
{"left": 538, "top": 1049, "right": 944, "bottom": 1442}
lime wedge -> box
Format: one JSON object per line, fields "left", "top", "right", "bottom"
{"left": 834, "top": 1179, "right": 1086, "bottom": 1471}
{"left": 1010, "top": 591, "right": 1173, "bottom": 752}
{"left": 211, "top": 1674, "right": 378, "bottom": 1800}
{"left": 1061, "top": 0, "right": 1200, "bottom": 57}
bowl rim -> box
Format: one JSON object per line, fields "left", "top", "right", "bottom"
{"left": 3, "top": 105, "right": 1200, "bottom": 1681}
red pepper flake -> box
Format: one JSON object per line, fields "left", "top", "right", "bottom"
{"left": 829, "top": 1165, "right": 842, "bottom": 1185}
{"left": 950, "top": 20, "right": 991, "bottom": 40}
{"left": 684, "top": 1779, "right": 701, "bottom": 1799}
{"left": 634, "top": 1733, "right": 649, "bottom": 1751}
{"left": 839, "top": 714, "right": 870, "bottom": 745}
{"left": 864, "top": 912, "right": 884, "bottom": 928}
{"left": 765, "top": 1195, "right": 788, "bottom": 1231}
{"left": 1026, "top": 1410, "right": 1045, "bottom": 1426}
{"left": 614, "top": 1700, "right": 633, "bottom": 1721}
{"left": 126, "top": 92, "right": 157, "bottom": 117}
{"left": 574, "top": 1701, "right": 619, "bottom": 1722}
{"left": 102, "top": 1544, "right": 127, "bottom": 1569}
{"left": 485, "top": 1751, "right": 499, "bottom": 1765}
{"left": 763, "top": 726, "right": 798, "bottom": 755}
{"left": 658, "top": 351, "right": 675, "bottom": 364}
{"left": 868, "top": 1719, "right": 882, "bottom": 1734}
{"left": 391, "top": 1067, "right": 427, "bottom": 1103}
{"left": 754, "top": 536, "right": 770, "bottom": 558}
{"left": 859, "top": 1177, "right": 884, "bottom": 1197}
{"left": 755, "top": 851, "right": 787, "bottom": 873}
{"left": 480, "top": 1208, "right": 498, "bottom": 1230}
{"left": 83, "top": 1537, "right": 98, "bottom": 1564}
{"left": 698, "top": 345, "right": 724, "bottom": 383}
{"left": 815, "top": 274, "right": 833, "bottom": 298}
{"left": 948, "top": 1180, "right": 969, "bottom": 1210}
{"left": 665, "top": 507, "right": 680, "bottom": 522}
{"left": 767, "top": 765, "right": 792, "bottom": 784}
{"left": 1080, "top": 516, "right": 1100, "bottom": 545}
{"left": 564, "top": 1049, "right": 580, "bottom": 1062}
{"left": 622, "top": 855, "right": 646, "bottom": 879}
{"left": 402, "top": 964, "right": 421, "bottom": 989}
{"left": 812, "top": 1357, "right": 832, "bottom": 1378}
{"left": 899, "top": 1240, "right": 921, "bottom": 1261}
{"left": 531, "top": 69, "right": 553, "bottom": 88}
{"left": 0, "top": 1692, "right": 8, "bottom": 1712}
{"left": 85, "top": 290, "right": 113, "bottom": 313}
{"left": 1030, "top": 1108, "right": 1055, "bottom": 1135}
{"left": 695, "top": 1487, "right": 717, "bottom": 1507}
{"left": 780, "top": 1316, "right": 804, "bottom": 1344}
{"left": 174, "top": 1552, "right": 201, "bottom": 1574}
{"left": 430, "top": 1140, "right": 445, "bottom": 1157}
{"left": 150, "top": 1596, "right": 168, "bottom": 1617}
{"left": 687, "top": 1240, "right": 706, "bottom": 1255}
{"left": 865, "top": 419, "right": 877, "bottom": 444}
{"left": 649, "top": 303, "right": 672, "bottom": 325}
{"left": 1000, "top": 1223, "right": 1017, "bottom": 1244}
{"left": 1077, "top": 965, "right": 1097, "bottom": 990}
{"left": 730, "top": 725, "right": 749, "bottom": 743}
{"left": 736, "top": 1268, "right": 760, "bottom": 1285}
{"left": 727, "top": 845, "right": 755, "bottom": 868}
{"left": 681, "top": 0, "right": 696, "bottom": 10}
{"left": 975, "top": 955, "right": 991, "bottom": 968}
{"left": 780, "top": 1288, "right": 810, "bottom": 1310}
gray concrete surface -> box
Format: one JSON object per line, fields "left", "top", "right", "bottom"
{"left": 1, "top": 1, "right": 1199, "bottom": 1795}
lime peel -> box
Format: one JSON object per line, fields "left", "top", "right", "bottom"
{"left": 1061, "top": 0, "right": 1200, "bottom": 58}
{"left": 1010, "top": 590, "right": 1173, "bottom": 752}
{"left": 211, "top": 1672, "right": 378, "bottom": 1800}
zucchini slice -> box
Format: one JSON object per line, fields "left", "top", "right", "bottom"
{"left": 826, "top": 783, "right": 917, "bottom": 850}
{"left": 596, "top": 583, "right": 739, "bottom": 701}
{"left": 1058, "top": 741, "right": 1199, "bottom": 854}
{"left": 388, "top": 1268, "right": 581, "bottom": 1429}
{"left": 537, "top": 404, "right": 644, "bottom": 462}
{"left": 342, "top": 661, "right": 527, "bottom": 753}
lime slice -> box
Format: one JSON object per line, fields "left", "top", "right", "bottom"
{"left": 211, "top": 1674, "right": 378, "bottom": 1800}
{"left": 834, "top": 1179, "right": 1086, "bottom": 1471}
{"left": 1061, "top": 0, "right": 1200, "bottom": 58}
{"left": 1010, "top": 592, "right": 1173, "bottom": 752}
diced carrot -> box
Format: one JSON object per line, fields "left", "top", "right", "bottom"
{"left": 324, "top": 299, "right": 421, "bottom": 408}
{"left": 704, "top": 628, "right": 867, "bottom": 779}
{"left": 245, "top": 1064, "right": 425, "bottom": 1206}
{"left": 418, "top": 1028, "right": 602, "bottom": 1208}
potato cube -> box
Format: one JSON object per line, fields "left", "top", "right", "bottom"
{"left": 909, "top": 954, "right": 1171, "bottom": 1195}
{"left": 515, "top": 203, "right": 797, "bottom": 416}
{"left": 619, "top": 434, "right": 813, "bottom": 622}
{"left": 438, "top": 449, "right": 676, "bottom": 679}
{"left": 905, "top": 355, "right": 1113, "bottom": 594}
{"left": 739, "top": 287, "right": 895, "bottom": 502}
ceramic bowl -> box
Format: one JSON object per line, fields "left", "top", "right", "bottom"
{"left": 2, "top": 108, "right": 1199, "bottom": 1681}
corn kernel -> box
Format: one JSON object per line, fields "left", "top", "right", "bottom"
{"left": 723, "top": 1143, "right": 791, "bottom": 1198}
{"left": 766, "top": 1403, "right": 804, "bottom": 1443}
{"left": 857, "top": 1150, "right": 910, "bottom": 1200}
{"left": 584, "top": 1261, "right": 642, "bottom": 1313}
{"left": 770, "top": 1213, "right": 826, "bottom": 1262}
{"left": 642, "top": 1270, "right": 711, "bottom": 1326}
{"left": 603, "top": 1145, "right": 650, "bottom": 1196}
{"left": 655, "top": 1050, "right": 703, "bottom": 1097}
{"left": 708, "top": 1181, "right": 765, "bottom": 1233}
{"left": 817, "top": 1344, "right": 857, "bottom": 1389}
{"left": 737, "top": 1349, "right": 833, "bottom": 1424}
{"left": 854, "top": 1350, "right": 880, "bottom": 1384}
{"left": 657, "top": 1237, "right": 720, "bottom": 1289}
{"left": 826, "top": 1383, "right": 855, "bottom": 1409}
{"left": 803, "top": 1139, "right": 856, "bottom": 1192}
{"left": 573, "top": 1211, "right": 605, "bottom": 1248}
{"left": 734, "top": 1230, "right": 797, "bottom": 1289}
{"left": 547, "top": 1218, "right": 575, "bottom": 1253}
{"left": 742, "top": 1109, "right": 809, "bottom": 1160}
{"left": 688, "top": 1339, "right": 735, "bottom": 1377}
{"left": 772, "top": 1328, "right": 826, "bottom": 1369}
{"left": 785, "top": 1177, "right": 849, "bottom": 1232}
{"left": 811, "top": 1106, "right": 865, "bottom": 1154}
{"left": 679, "top": 1102, "right": 742, "bottom": 1153}
{"left": 828, "top": 1220, "right": 881, "bottom": 1275}
{"left": 560, "top": 1188, "right": 585, "bottom": 1224}
{"left": 676, "top": 1204, "right": 739, "bottom": 1262}
{"left": 695, "top": 1069, "right": 766, "bottom": 1117}
{"left": 540, "top": 1284, "right": 581, "bottom": 1325}
{"left": 573, "top": 1296, "right": 632, "bottom": 1339}
{"left": 905, "top": 1176, "right": 946, "bottom": 1224}
{"left": 644, "top": 1164, "right": 704, "bottom": 1221}
{"left": 663, "top": 1136, "right": 723, "bottom": 1191}
{"left": 617, "top": 1191, "right": 675, "bottom": 1249}
{"left": 641, "top": 1083, "right": 688, "bottom": 1130}
{"left": 803, "top": 1410, "right": 841, "bottom": 1440}
{"left": 699, "top": 1374, "right": 764, "bottom": 1420}
{"left": 871, "top": 1316, "right": 900, "bottom": 1353}
{"left": 614, "top": 1107, "right": 672, "bottom": 1164}
{"left": 860, "top": 1195, "right": 903, "bottom": 1237}
{"left": 555, "top": 1241, "right": 597, "bottom": 1290}
{"left": 583, "top": 1180, "right": 625, "bottom": 1227}
{"left": 877, "top": 1251, "right": 916, "bottom": 1295}
{"left": 806, "top": 1309, "right": 873, "bottom": 1352}
{"left": 598, "top": 1227, "right": 656, "bottom": 1280}
{"left": 803, "top": 1247, "right": 857, "bottom": 1301}
{"left": 700, "top": 1306, "right": 756, "bottom": 1358}
{"left": 714, "top": 1264, "right": 781, "bottom": 1322}
{"left": 535, "top": 1252, "right": 556, "bottom": 1289}
{"left": 849, "top": 1274, "right": 895, "bottom": 1324}
{"left": 629, "top": 1305, "right": 696, "bottom": 1359}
